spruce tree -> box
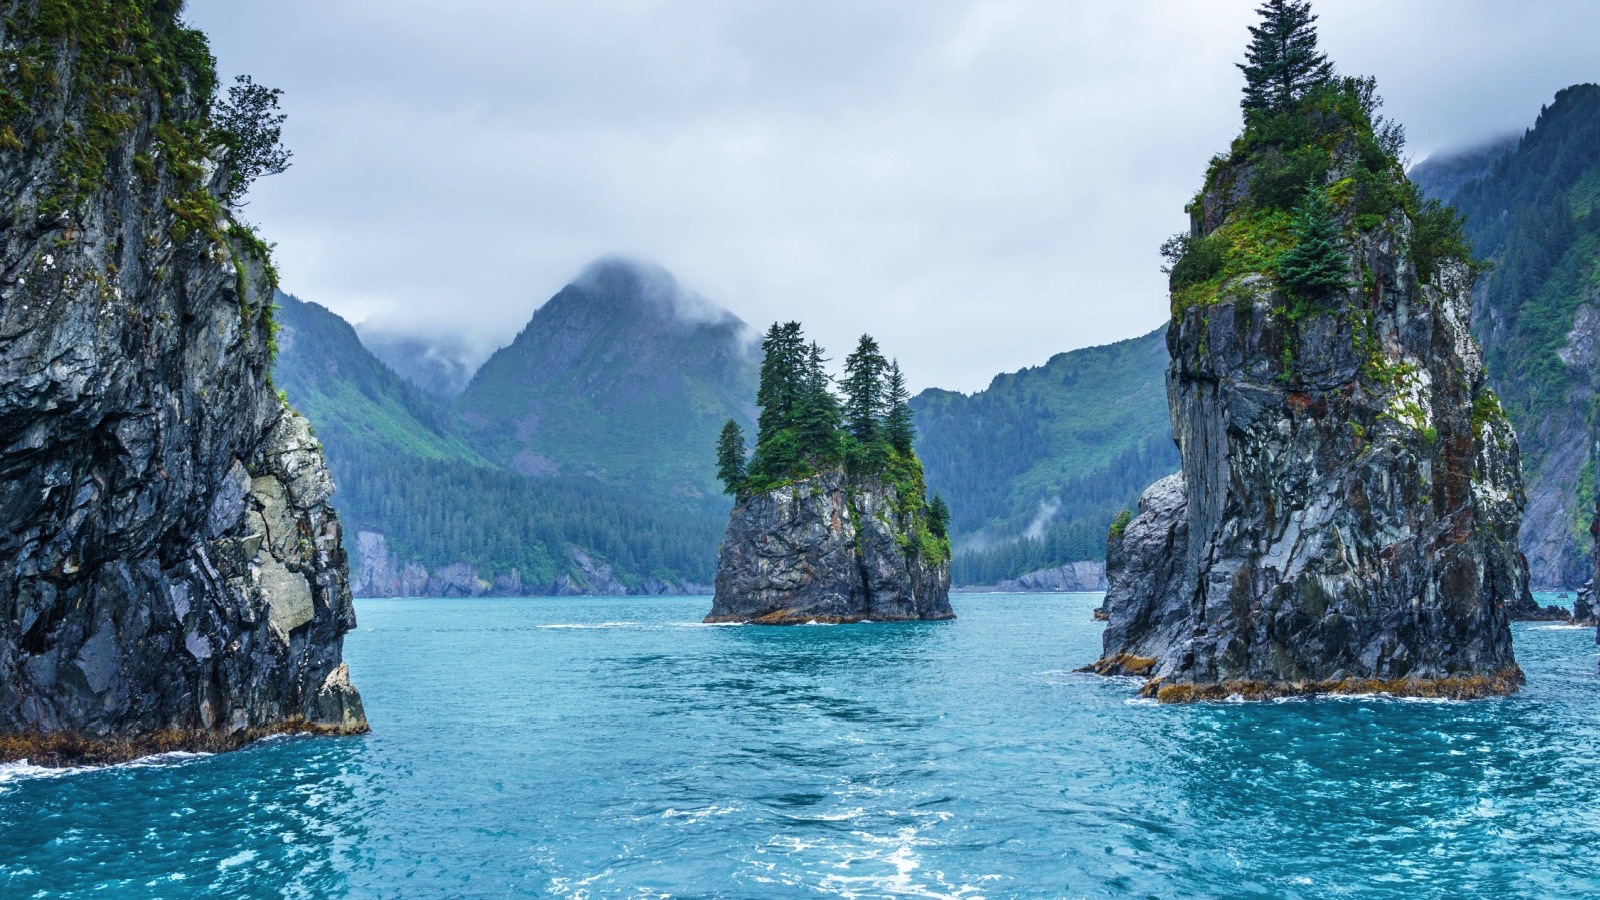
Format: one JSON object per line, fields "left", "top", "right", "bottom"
{"left": 794, "top": 342, "right": 843, "bottom": 462}
{"left": 842, "top": 334, "right": 888, "bottom": 446}
{"left": 755, "top": 321, "right": 806, "bottom": 445}
{"left": 928, "top": 494, "right": 950, "bottom": 539}
{"left": 1239, "top": 0, "right": 1333, "bottom": 113}
{"left": 884, "top": 360, "right": 914, "bottom": 454}
{"left": 1276, "top": 183, "right": 1349, "bottom": 299}
{"left": 716, "top": 419, "right": 747, "bottom": 494}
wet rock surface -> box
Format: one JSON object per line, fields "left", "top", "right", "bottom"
{"left": 707, "top": 470, "right": 953, "bottom": 624}
{"left": 0, "top": 5, "right": 363, "bottom": 763}
{"left": 1091, "top": 177, "right": 1533, "bottom": 702}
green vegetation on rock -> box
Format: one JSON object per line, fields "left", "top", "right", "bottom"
{"left": 1164, "top": 35, "right": 1470, "bottom": 316}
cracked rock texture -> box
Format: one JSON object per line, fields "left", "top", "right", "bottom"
{"left": 707, "top": 470, "right": 953, "bottom": 624}
{"left": 0, "top": 4, "right": 364, "bottom": 763}
{"left": 1091, "top": 164, "right": 1533, "bottom": 701}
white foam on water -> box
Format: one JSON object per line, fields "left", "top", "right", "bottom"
{"left": 217, "top": 849, "right": 258, "bottom": 870}
{"left": 1530, "top": 624, "right": 1590, "bottom": 631}
{"left": 813, "top": 826, "right": 991, "bottom": 899}
{"left": 662, "top": 805, "right": 739, "bottom": 824}
{"left": 0, "top": 761, "right": 93, "bottom": 785}
{"left": 0, "top": 748, "right": 212, "bottom": 792}
{"left": 548, "top": 867, "right": 615, "bottom": 897}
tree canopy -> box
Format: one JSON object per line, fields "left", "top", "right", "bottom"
{"left": 717, "top": 323, "right": 946, "bottom": 560}
{"left": 726, "top": 323, "right": 923, "bottom": 496}
{"left": 212, "top": 75, "right": 292, "bottom": 205}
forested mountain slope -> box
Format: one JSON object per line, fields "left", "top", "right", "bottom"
{"left": 273, "top": 293, "right": 724, "bottom": 595}
{"left": 912, "top": 327, "right": 1178, "bottom": 584}
{"left": 1419, "top": 85, "right": 1600, "bottom": 587}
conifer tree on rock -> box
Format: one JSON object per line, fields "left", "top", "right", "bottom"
{"left": 794, "top": 342, "right": 844, "bottom": 462}
{"left": 716, "top": 420, "right": 748, "bottom": 495}
{"left": 1277, "top": 183, "right": 1350, "bottom": 300}
{"left": 885, "top": 361, "right": 915, "bottom": 454}
{"left": 1239, "top": 0, "right": 1334, "bottom": 113}
{"left": 843, "top": 335, "right": 889, "bottom": 446}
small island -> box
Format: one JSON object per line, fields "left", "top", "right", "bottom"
{"left": 706, "top": 324, "right": 954, "bottom": 624}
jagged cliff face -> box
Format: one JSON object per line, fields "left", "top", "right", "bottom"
{"left": 1092, "top": 140, "right": 1533, "bottom": 700}
{"left": 1418, "top": 86, "right": 1600, "bottom": 589}
{"left": 708, "top": 470, "right": 953, "bottom": 624}
{"left": 0, "top": 4, "right": 363, "bottom": 762}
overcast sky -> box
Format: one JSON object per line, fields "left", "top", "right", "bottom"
{"left": 185, "top": 0, "right": 1600, "bottom": 393}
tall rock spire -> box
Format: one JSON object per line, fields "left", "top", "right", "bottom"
{"left": 1087, "top": 7, "right": 1532, "bottom": 700}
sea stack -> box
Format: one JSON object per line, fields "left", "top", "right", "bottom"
{"left": 1, "top": 5, "right": 364, "bottom": 763}
{"left": 1088, "top": 2, "right": 1532, "bottom": 700}
{"left": 706, "top": 325, "right": 953, "bottom": 624}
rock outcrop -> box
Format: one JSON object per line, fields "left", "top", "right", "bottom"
{"left": 956, "top": 561, "right": 1108, "bottom": 594}
{"left": 1574, "top": 581, "right": 1596, "bottom": 629}
{"left": 1088, "top": 87, "right": 1533, "bottom": 701}
{"left": 350, "top": 531, "right": 711, "bottom": 598}
{"left": 0, "top": 4, "right": 364, "bottom": 763}
{"left": 707, "top": 470, "right": 953, "bottom": 624}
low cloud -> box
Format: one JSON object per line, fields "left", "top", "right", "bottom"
{"left": 187, "top": 0, "right": 1600, "bottom": 392}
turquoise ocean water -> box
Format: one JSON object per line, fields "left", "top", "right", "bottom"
{"left": 2, "top": 592, "right": 1598, "bottom": 898}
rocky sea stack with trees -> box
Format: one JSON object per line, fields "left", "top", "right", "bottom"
{"left": 706, "top": 324, "right": 954, "bottom": 624}
{"left": 0, "top": 2, "right": 364, "bottom": 763}
{"left": 1087, "top": 0, "right": 1536, "bottom": 701}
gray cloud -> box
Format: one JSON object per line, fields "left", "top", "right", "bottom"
{"left": 185, "top": 0, "right": 1600, "bottom": 392}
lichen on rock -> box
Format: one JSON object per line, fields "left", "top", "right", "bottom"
{"left": 0, "top": 1, "right": 363, "bottom": 763}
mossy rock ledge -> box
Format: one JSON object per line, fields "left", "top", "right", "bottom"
{"left": 706, "top": 469, "right": 953, "bottom": 624}
{"left": 1086, "top": 147, "right": 1538, "bottom": 702}
{"left": 0, "top": 4, "right": 364, "bottom": 764}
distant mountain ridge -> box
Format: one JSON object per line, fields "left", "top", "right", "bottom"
{"left": 457, "top": 258, "right": 760, "bottom": 501}
{"left": 357, "top": 329, "right": 477, "bottom": 399}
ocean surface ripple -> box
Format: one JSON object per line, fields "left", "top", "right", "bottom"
{"left": 3, "top": 593, "right": 1598, "bottom": 898}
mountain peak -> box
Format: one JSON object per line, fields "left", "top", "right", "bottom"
{"left": 562, "top": 256, "right": 743, "bottom": 333}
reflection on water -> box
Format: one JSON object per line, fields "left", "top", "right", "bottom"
{"left": 2, "top": 592, "right": 1598, "bottom": 898}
